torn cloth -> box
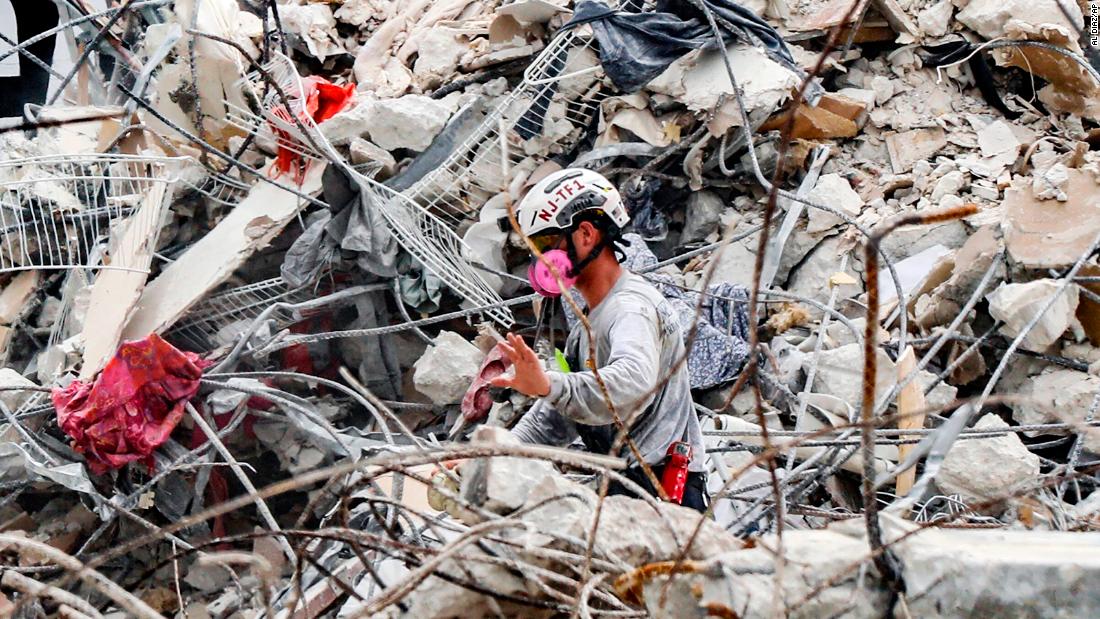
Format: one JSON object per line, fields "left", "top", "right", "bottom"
{"left": 52, "top": 335, "right": 209, "bottom": 475}
{"left": 562, "top": 233, "right": 751, "bottom": 389}
{"left": 568, "top": 0, "right": 800, "bottom": 93}
{"left": 270, "top": 76, "right": 355, "bottom": 184}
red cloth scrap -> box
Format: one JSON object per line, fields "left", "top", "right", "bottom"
{"left": 53, "top": 334, "right": 209, "bottom": 475}
{"left": 461, "top": 343, "right": 513, "bottom": 422}
{"left": 271, "top": 76, "right": 355, "bottom": 183}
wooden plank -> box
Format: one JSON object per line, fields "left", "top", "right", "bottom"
{"left": 895, "top": 346, "right": 926, "bottom": 497}
{"left": 79, "top": 182, "right": 168, "bottom": 379}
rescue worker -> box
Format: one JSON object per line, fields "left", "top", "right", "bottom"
{"left": 491, "top": 168, "right": 709, "bottom": 512}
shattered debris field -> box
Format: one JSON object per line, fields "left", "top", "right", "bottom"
{"left": 3, "top": 0, "right": 1100, "bottom": 616}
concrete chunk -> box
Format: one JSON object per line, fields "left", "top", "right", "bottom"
{"left": 937, "top": 413, "right": 1040, "bottom": 509}
{"left": 413, "top": 331, "right": 485, "bottom": 406}
{"left": 805, "top": 173, "right": 863, "bottom": 233}
{"left": 987, "top": 279, "right": 1079, "bottom": 352}
{"left": 364, "top": 94, "right": 453, "bottom": 152}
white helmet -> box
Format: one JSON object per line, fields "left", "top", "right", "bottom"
{"left": 516, "top": 168, "right": 630, "bottom": 238}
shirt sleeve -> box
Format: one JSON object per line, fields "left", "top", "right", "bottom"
{"left": 510, "top": 400, "right": 579, "bottom": 447}
{"left": 544, "top": 305, "right": 661, "bottom": 426}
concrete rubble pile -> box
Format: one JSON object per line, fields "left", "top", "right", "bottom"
{"left": 0, "top": 0, "right": 1099, "bottom": 617}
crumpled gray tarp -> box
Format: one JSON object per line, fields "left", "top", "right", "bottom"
{"left": 281, "top": 165, "right": 399, "bottom": 287}
{"left": 562, "top": 233, "right": 751, "bottom": 389}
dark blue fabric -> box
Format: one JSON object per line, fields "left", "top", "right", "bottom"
{"left": 568, "top": 0, "right": 798, "bottom": 93}
{"left": 561, "top": 234, "right": 752, "bottom": 390}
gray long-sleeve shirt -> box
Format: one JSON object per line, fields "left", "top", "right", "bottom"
{"left": 511, "top": 271, "right": 706, "bottom": 472}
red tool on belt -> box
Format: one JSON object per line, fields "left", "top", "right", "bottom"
{"left": 661, "top": 441, "right": 692, "bottom": 504}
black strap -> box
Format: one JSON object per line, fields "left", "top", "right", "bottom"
{"left": 923, "top": 39, "right": 1022, "bottom": 120}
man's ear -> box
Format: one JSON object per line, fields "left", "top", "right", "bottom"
{"left": 578, "top": 220, "right": 599, "bottom": 245}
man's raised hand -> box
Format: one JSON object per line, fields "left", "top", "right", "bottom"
{"left": 490, "top": 333, "right": 551, "bottom": 397}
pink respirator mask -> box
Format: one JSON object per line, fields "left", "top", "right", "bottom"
{"left": 527, "top": 249, "right": 577, "bottom": 297}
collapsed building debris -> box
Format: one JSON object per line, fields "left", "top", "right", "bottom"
{"left": 1, "top": 0, "right": 1100, "bottom": 617}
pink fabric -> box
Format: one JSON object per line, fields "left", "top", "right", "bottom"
{"left": 53, "top": 334, "right": 209, "bottom": 474}
{"left": 461, "top": 343, "right": 513, "bottom": 422}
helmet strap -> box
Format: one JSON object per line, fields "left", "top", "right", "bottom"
{"left": 564, "top": 225, "right": 616, "bottom": 278}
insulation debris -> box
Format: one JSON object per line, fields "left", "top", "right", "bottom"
{"left": 0, "top": 0, "right": 1099, "bottom": 617}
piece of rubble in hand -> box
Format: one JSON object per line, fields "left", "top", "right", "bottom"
{"left": 413, "top": 331, "right": 485, "bottom": 406}
{"left": 936, "top": 413, "right": 1040, "bottom": 511}
{"left": 461, "top": 343, "right": 513, "bottom": 422}
{"left": 987, "top": 279, "right": 1079, "bottom": 352}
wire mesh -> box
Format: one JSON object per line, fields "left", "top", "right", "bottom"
{"left": 0, "top": 154, "right": 183, "bottom": 274}
{"left": 235, "top": 53, "right": 515, "bottom": 327}
{"left": 166, "top": 276, "right": 313, "bottom": 352}
{"left": 402, "top": 27, "right": 612, "bottom": 229}
{"left": 181, "top": 169, "right": 252, "bottom": 207}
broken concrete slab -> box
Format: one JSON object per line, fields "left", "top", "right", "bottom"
{"left": 1012, "top": 368, "right": 1100, "bottom": 451}
{"left": 892, "top": 519, "right": 1100, "bottom": 618}
{"left": 1004, "top": 168, "right": 1100, "bottom": 269}
{"left": 80, "top": 182, "right": 170, "bottom": 379}
{"left": 624, "top": 526, "right": 890, "bottom": 618}
{"left": 956, "top": 0, "right": 1100, "bottom": 119}
{"left": 1076, "top": 263, "right": 1100, "bottom": 346}
{"left": 647, "top": 44, "right": 799, "bottom": 135}
{"left": 680, "top": 191, "right": 725, "bottom": 244}
{"left": 0, "top": 271, "right": 39, "bottom": 325}
{"left": 362, "top": 94, "right": 454, "bottom": 152}
{"left": 758, "top": 94, "right": 864, "bottom": 140}
{"left": 917, "top": 0, "right": 953, "bottom": 38}
{"left": 458, "top": 426, "right": 556, "bottom": 517}
{"left": 987, "top": 279, "right": 1080, "bottom": 352}
{"left": 885, "top": 127, "right": 947, "bottom": 173}
{"left": 914, "top": 225, "right": 1003, "bottom": 330}
{"left": 411, "top": 26, "right": 471, "bottom": 90}
{"left": 1032, "top": 162, "right": 1070, "bottom": 202}
{"left": 786, "top": 235, "right": 863, "bottom": 312}
{"left": 497, "top": 0, "right": 570, "bottom": 24}
{"left": 805, "top": 343, "right": 895, "bottom": 409}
